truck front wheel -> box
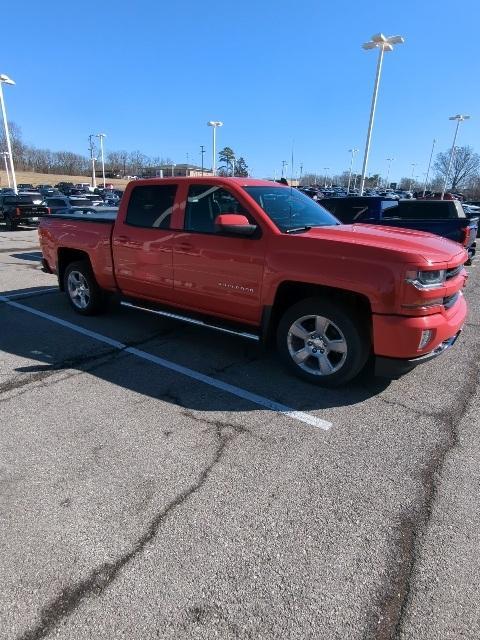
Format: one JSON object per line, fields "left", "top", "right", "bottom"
{"left": 64, "top": 260, "right": 106, "bottom": 316}
{"left": 277, "top": 298, "right": 370, "bottom": 387}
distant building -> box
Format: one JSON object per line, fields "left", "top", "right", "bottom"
{"left": 142, "top": 164, "right": 214, "bottom": 178}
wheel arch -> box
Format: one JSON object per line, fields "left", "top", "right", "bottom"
{"left": 263, "top": 281, "right": 373, "bottom": 344}
{"left": 57, "top": 248, "right": 92, "bottom": 291}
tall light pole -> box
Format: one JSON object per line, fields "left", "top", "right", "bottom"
{"left": 0, "top": 74, "right": 17, "bottom": 194}
{"left": 422, "top": 138, "right": 436, "bottom": 197}
{"left": 323, "top": 167, "right": 330, "bottom": 188}
{"left": 207, "top": 121, "right": 223, "bottom": 175}
{"left": 299, "top": 163, "right": 303, "bottom": 184}
{"left": 385, "top": 157, "right": 394, "bottom": 188}
{"left": 231, "top": 156, "right": 236, "bottom": 177}
{"left": 359, "top": 34, "right": 404, "bottom": 196}
{"left": 1, "top": 151, "right": 11, "bottom": 187}
{"left": 88, "top": 135, "right": 97, "bottom": 189}
{"left": 96, "top": 133, "right": 106, "bottom": 188}
{"left": 347, "top": 148, "right": 358, "bottom": 194}
{"left": 441, "top": 115, "right": 470, "bottom": 199}
{"left": 408, "top": 163, "right": 417, "bottom": 191}
{"left": 200, "top": 145, "right": 205, "bottom": 175}
{"left": 281, "top": 160, "right": 287, "bottom": 178}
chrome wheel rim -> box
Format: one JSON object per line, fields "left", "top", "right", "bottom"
{"left": 67, "top": 271, "right": 91, "bottom": 309}
{"left": 287, "top": 314, "right": 348, "bottom": 376}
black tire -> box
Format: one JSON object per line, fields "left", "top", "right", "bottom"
{"left": 63, "top": 260, "right": 106, "bottom": 316}
{"left": 5, "top": 215, "right": 18, "bottom": 231}
{"left": 276, "top": 297, "right": 370, "bottom": 387}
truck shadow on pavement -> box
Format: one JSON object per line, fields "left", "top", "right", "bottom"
{"left": 1, "top": 286, "right": 391, "bottom": 415}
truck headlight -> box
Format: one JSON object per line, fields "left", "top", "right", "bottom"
{"left": 406, "top": 269, "right": 446, "bottom": 290}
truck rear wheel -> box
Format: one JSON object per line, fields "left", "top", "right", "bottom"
{"left": 64, "top": 260, "right": 106, "bottom": 316}
{"left": 277, "top": 298, "right": 370, "bottom": 387}
{"left": 5, "top": 216, "right": 18, "bottom": 231}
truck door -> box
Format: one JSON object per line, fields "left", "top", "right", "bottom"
{"left": 112, "top": 183, "right": 179, "bottom": 302}
{"left": 172, "top": 183, "right": 266, "bottom": 324}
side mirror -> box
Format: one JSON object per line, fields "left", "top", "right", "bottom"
{"left": 214, "top": 214, "right": 257, "bottom": 236}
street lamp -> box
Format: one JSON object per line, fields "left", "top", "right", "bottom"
{"left": 347, "top": 148, "right": 358, "bottom": 194}
{"left": 359, "top": 33, "right": 404, "bottom": 196}
{"left": 0, "top": 151, "right": 11, "bottom": 187}
{"left": 88, "top": 135, "right": 97, "bottom": 189}
{"left": 281, "top": 160, "right": 288, "bottom": 178}
{"left": 385, "top": 157, "right": 394, "bottom": 188}
{"left": 441, "top": 114, "right": 470, "bottom": 199}
{"left": 207, "top": 121, "right": 223, "bottom": 175}
{"left": 0, "top": 74, "right": 17, "bottom": 193}
{"left": 96, "top": 133, "right": 106, "bottom": 188}
{"left": 409, "top": 163, "right": 417, "bottom": 191}
{"left": 423, "top": 138, "right": 436, "bottom": 197}
{"left": 323, "top": 167, "right": 330, "bottom": 188}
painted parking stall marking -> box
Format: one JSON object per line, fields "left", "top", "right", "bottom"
{"left": 0, "top": 294, "right": 332, "bottom": 431}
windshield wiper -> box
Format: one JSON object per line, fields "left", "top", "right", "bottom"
{"left": 284, "top": 225, "right": 312, "bottom": 234}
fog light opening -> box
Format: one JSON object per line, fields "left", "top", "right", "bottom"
{"left": 418, "top": 329, "right": 433, "bottom": 351}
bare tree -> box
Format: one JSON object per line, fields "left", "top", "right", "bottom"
{"left": 434, "top": 145, "right": 480, "bottom": 190}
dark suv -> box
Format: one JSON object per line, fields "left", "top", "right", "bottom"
{"left": 0, "top": 193, "right": 49, "bottom": 230}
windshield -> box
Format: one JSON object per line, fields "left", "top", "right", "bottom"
{"left": 244, "top": 186, "right": 340, "bottom": 232}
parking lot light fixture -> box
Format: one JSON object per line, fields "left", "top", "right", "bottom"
{"left": 441, "top": 115, "right": 470, "bottom": 199}
{"left": 207, "top": 121, "right": 223, "bottom": 175}
{"left": 347, "top": 149, "right": 358, "bottom": 194}
{"left": 385, "top": 157, "right": 394, "bottom": 188}
{"left": 1, "top": 151, "right": 11, "bottom": 187}
{"left": 323, "top": 167, "right": 330, "bottom": 188}
{"left": 359, "top": 34, "right": 404, "bottom": 196}
{"left": 96, "top": 133, "right": 107, "bottom": 188}
{"left": 88, "top": 134, "right": 97, "bottom": 189}
{"left": 0, "top": 74, "right": 17, "bottom": 194}
{"left": 423, "top": 138, "right": 436, "bottom": 197}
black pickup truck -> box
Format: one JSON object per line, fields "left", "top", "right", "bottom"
{"left": 0, "top": 193, "right": 50, "bottom": 230}
{"left": 321, "top": 197, "right": 478, "bottom": 263}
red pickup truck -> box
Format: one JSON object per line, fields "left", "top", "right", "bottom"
{"left": 39, "top": 177, "right": 468, "bottom": 387}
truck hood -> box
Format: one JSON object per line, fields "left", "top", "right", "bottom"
{"left": 301, "top": 224, "right": 466, "bottom": 265}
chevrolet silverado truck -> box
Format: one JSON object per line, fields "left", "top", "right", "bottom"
{"left": 321, "top": 196, "right": 478, "bottom": 264}
{"left": 38, "top": 178, "right": 468, "bottom": 387}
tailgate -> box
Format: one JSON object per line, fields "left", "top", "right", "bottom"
{"left": 15, "top": 205, "right": 49, "bottom": 217}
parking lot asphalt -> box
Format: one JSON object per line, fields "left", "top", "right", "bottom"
{"left": 1, "top": 228, "right": 479, "bottom": 640}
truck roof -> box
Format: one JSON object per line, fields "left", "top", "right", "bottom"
{"left": 128, "top": 177, "right": 283, "bottom": 188}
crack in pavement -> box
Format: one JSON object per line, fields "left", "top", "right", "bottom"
{"left": 0, "top": 328, "right": 178, "bottom": 403}
{"left": 15, "top": 420, "right": 246, "bottom": 640}
{"left": 366, "top": 347, "right": 480, "bottom": 640}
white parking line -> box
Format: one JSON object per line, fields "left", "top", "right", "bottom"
{"left": 0, "top": 295, "right": 332, "bottom": 431}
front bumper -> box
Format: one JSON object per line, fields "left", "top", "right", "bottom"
{"left": 372, "top": 293, "right": 467, "bottom": 379}
{"left": 375, "top": 330, "right": 462, "bottom": 378}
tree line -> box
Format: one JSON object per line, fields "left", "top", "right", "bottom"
{"left": 300, "top": 146, "right": 480, "bottom": 196}
{"left": 0, "top": 122, "right": 173, "bottom": 177}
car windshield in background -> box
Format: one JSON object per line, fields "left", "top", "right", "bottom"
{"left": 244, "top": 186, "right": 339, "bottom": 232}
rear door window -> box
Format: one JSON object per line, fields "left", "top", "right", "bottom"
{"left": 125, "top": 185, "right": 177, "bottom": 229}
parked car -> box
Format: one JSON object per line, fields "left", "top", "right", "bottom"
{"left": 17, "top": 183, "right": 35, "bottom": 191}
{"left": 74, "top": 183, "right": 93, "bottom": 192}
{"left": 45, "top": 196, "right": 71, "bottom": 214}
{"left": 39, "top": 177, "right": 467, "bottom": 387}
{"left": 321, "top": 197, "right": 478, "bottom": 263}
{"left": 54, "top": 182, "right": 74, "bottom": 194}
{"left": 0, "top": 193, "right": 49, "bottom": 229}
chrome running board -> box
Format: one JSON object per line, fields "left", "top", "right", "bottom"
{"left": 120, "top": 301, "right": 260, "bottom": 341}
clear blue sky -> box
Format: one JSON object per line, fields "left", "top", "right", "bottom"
{"left": 2, "top": 0, "right": 479, "bottom": 182}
